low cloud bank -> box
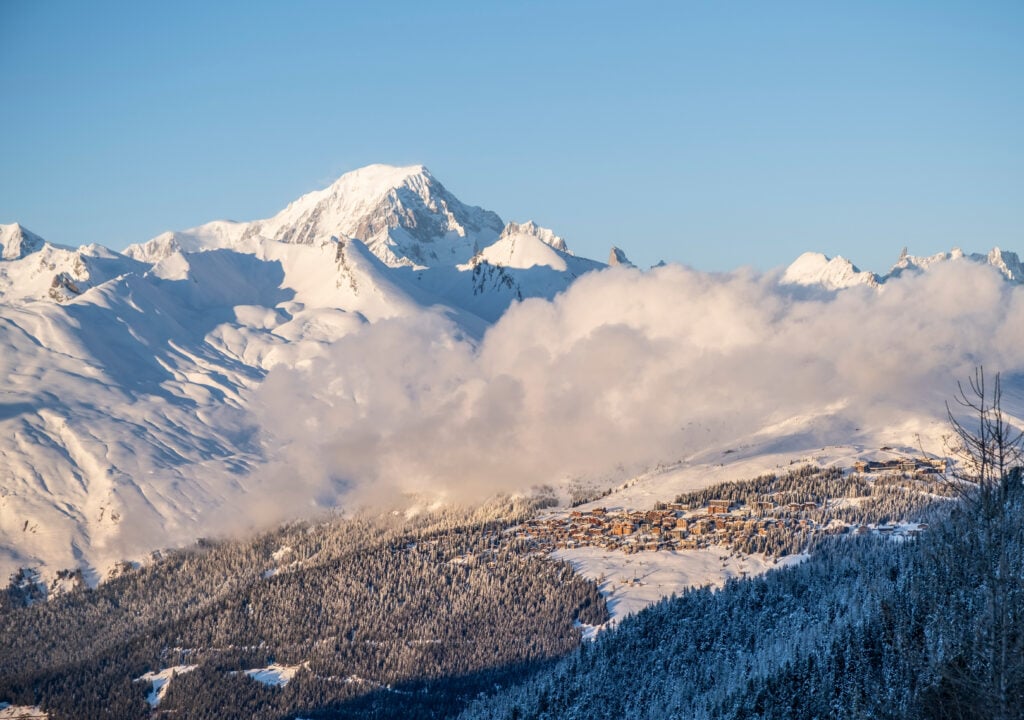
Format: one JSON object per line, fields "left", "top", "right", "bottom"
{"left": 254, "top": 260, "right": 1024, "bottom": 507}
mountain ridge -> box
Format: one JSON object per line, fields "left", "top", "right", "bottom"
{"left": 781, "top": 245, "right": 1024, "bottom": 290}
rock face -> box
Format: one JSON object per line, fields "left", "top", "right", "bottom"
{"left": 975, "top": 247, "right": 1024, "bottom": 282}
{"left": 608, "top": 246, "right": 635, "bottom": 267}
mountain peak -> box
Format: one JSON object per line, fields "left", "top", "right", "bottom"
{"left": 781, "top": 251, "right": 879, "bottom": 290}
{"left": 323, "top": 163, "right": 433, "bottom": 196}
{"left": 128, "top": 164, "right": 506, "bottom": 269}
{"left": 608, "top": 246, "right": 635, "bottom": 267}
{"left": 248, "top": 163, "right": 505, "bottom": 267}
{"left": 498, "top": 221, "right": 569, "bottom": 253}
{"left": 888, "top": 246, "right": 1023, "bottom": 283}
{"left": 981, "top": 246, "right": 1024, "bottom": 282}
{"left": 0, "top": 223, "right": 46, "bottom": 260}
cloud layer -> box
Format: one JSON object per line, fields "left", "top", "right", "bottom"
{"left": 254, "top": 260, "right": 1024, "bottom": 507}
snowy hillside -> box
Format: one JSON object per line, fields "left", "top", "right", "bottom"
{"left": 0, "top": 167, "right": 608, "bottom": 581}
{"left": 2, "top": 164, "right": 1024, "bottom": 586}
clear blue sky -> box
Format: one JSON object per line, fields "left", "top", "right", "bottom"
{"left": 2, "top": 0, "right": 1022, "bottom": 272}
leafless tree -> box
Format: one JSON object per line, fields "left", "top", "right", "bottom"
{"left": 939, "top": 367, "right": 1024, "bottom": 720}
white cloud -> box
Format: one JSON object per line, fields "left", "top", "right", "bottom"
{"left": 254, "top": 260, "right": 1024, "bottom": 507}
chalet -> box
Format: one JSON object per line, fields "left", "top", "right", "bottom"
{"left": 754, "top": 500, "right": 776, "bottom": 514}
{"left": 708, "top": 499, "right": 732, "bottom": 515}
{"left": 914, "top": 458, "right": 947, "bottom": 475}
{"left": 610, "top": 522, "right": 635, "bottom": 537}
{"left": 858, "top": 459, "right": 905, "bottom": 474}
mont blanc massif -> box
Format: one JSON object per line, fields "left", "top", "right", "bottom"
{"left": 2, "top": 165, "right": 1024, "bottom": 720}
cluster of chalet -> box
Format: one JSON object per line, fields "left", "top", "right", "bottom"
{"left": 512, "top": 455, "right": 943, "bottom": 556}
{"left": 853, "top": 457, "right": 947, "bottom": 475}
{"left": 515, "top": 496, "right": 835, "bottom": 555}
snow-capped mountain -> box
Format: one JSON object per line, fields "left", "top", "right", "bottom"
{"left": 0, "top": 166, "right": 609, "bottom": 581}
{"left": 0, "top": 223, "right": 45, "bottom": 260}
{"left": 888, "top": 246, "right": 1024, "bottom": 283}
{"left": 0, "top": 223, "right": 148, "bottom": 303}
{"left": 782, "top": 245, "right": 1024, "bottom": 290}
{"left": 781, "top": 252, "right": 879, "bottom": 290}
{"left": 3, "top": 163, "right": 1023, "bottom": 587}
{"left": 125, "top": 164, "right": 505, "bottom": 268}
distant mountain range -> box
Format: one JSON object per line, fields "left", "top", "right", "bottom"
{"left": 1, "top": 163, "right": 1020, "bottom": 581}
{"left": 781, "top": 245, "right": 1024, "bottom": 290}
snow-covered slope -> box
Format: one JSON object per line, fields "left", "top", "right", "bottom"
{"left": 478, "top": 221, "right": 575, "bottom": 271}
{"left": 398, "top": 220, "right": 608, "bottom": 321}
{"left": 0, "top": 167, "right": 607, "bottom": 581}
{"left": 0, "top": 224, "right": 146, "bottom": 303}
{"left": 0, "top": 235, "right": 495, "bottom": 580}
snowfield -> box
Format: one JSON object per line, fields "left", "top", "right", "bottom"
{"left": 555, "top": 545, "right": 805, "bottom": 627}
{"left": 134, "top": 666, "right": 197, "bottom": 708}
{"left": 0, "top": 705, "right": 47, "bottom": 719}
{"left": 244, "top": 663, "right": 306, "bottom": 687}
